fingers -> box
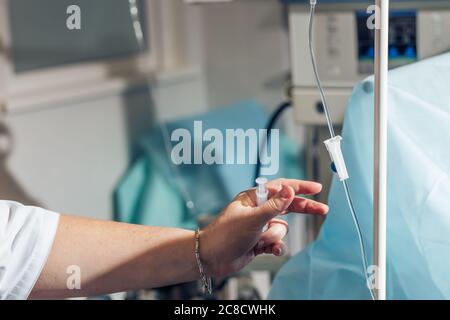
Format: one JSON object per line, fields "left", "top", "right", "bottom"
{"left": 256, "top": 219, "right": 288, "bottom": 249}
{"left": 254, "top": 240, "right": 287, "bottom": 257}
{"left": 262, "top": 179, "right": 328, "bottom": 216}
{"left": 271, "top": 241, "right": 287, "bottom": 256}
{"left": 253, "top": 185, "right": 295, "bottom": 218}
{"left": 253, "top": 219, "right": 288, "bottom": 256}
{"left": 288, "top": 197, "right": 329, "bottom": 215}
{"left": 254, "top": 185, "right": 328, "bottom": 218}
{"left": 253, "top": 218, "right": 288, "bottom": 256}
{"left": 266, "top": 179, "right": 323, "bottom": 197}
{"left": 250, "top": 179, "right": 328, "bottom": 221}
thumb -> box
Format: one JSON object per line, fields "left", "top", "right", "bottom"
{"left": 255, "top": 185, "right": 295, "bottom": 219}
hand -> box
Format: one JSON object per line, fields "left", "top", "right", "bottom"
{"left": 200, "top": 178, "right": 329, "bottom": 277}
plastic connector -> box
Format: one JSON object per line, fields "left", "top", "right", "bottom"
{"left": 255, "top": 177, "right": 269, "bottom": 206}
{"left": 324, "top": 136, "right": 349, "bottom": 181}
{"left": 256, "top": 177, "right": 269, "bottom": 232}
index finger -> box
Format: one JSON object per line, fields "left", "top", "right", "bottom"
{"left": 266, "top": 179, "right": 322, "bottom": 197}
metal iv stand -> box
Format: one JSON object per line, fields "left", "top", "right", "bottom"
{"left": 373, "top": 0, "right": 389, "bottom": 301}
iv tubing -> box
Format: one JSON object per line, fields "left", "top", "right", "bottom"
{"left": 308, "top": 2, "right": 375, "bottom": 300}
{"left": 308, "top": 4, "right": 335, "bottom": 138}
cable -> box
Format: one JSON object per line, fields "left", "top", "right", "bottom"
{"left": 308, "top": 1, "right": 375, "bottom": 300}
{"left": 254, "top": 101, "right": 292, "bottom": 182}
{"left": 343, "top": 180, "right": 376, "bottom": 300}
{"left": 308, "top": 4, "right": 335, "bottom": 138}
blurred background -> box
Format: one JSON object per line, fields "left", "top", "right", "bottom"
{"left": 0, "top": 0, "right": 449, "bottom": 299}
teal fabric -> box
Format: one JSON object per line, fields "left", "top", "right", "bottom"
{"left": 115, "top": 100, "right": 305, "bottom": 229}
{"left": 114, "top": 156, "right": 193, "bottom": 228}
{"left": 269, "top": 53, "right": 450, "bottom": 300}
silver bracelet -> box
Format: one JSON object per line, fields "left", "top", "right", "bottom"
{"left": 195, "top": 229, "right": 212, "bottom": 295}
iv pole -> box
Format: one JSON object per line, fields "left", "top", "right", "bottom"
{"left": 374, "top": 0, "right": 389, "bottom": 300}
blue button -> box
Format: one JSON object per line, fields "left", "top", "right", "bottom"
{"left": 331, "top": 162, "right": 337, "bottom": 173}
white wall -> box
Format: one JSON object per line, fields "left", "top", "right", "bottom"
{"left": 197, "top": 0, "right": 290, "bottom": 110}
{"left": 1, "top": 73, "right": 208, "bottom": 220}
{"left": 3, "top": 93, "right": 133, "bottom": 220}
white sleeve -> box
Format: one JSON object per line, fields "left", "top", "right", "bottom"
{"left": 0, "top": 201, "right": 60, "bottom": 300}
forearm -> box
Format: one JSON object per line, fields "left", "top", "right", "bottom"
{"left": 30, "top": 215, "right": 199, "bottom": 299}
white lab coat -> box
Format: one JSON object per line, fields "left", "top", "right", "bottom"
{"left": 0, "top": 201, "right": 59, "bottom": 300}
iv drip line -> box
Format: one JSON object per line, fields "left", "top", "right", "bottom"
{"left": 308, "top": 1, "right": 376, "bottom": 300}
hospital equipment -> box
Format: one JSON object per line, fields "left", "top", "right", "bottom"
{"left": 286, "top": 0, "right": 450, "bottom": 202}
{"left": 287, "top": 0, "right": 450, "bottom": 125}
{"left": 373, "top": 0, "right": 389, "bottom": 300}
{"left": 269, "top": 51, "right": 450, "bottom": 299}
{"left": 256, "top": 177, "right": 269, "bottom": 206}
{"left": 285, "top": 0, "right": 450, "bottom": 300}
{"left": 287, "top": 0, "right": 450, "bottom": 203}
{"left": 255, "top": 177, "right": 269, "bottom": 233}
{"left": 307, "top": 0, "right": 375, "bottom": 299}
